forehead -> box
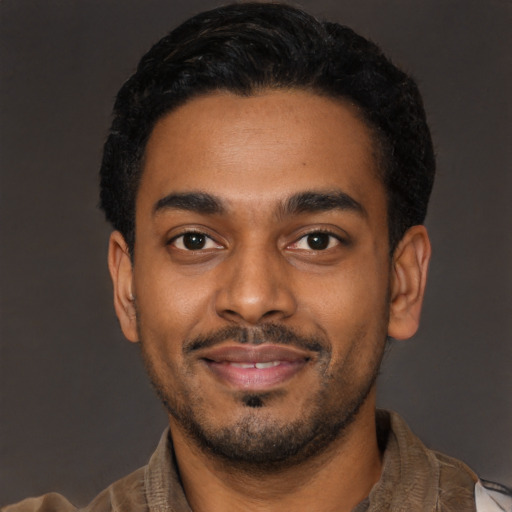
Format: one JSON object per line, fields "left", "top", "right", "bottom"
{"left": 139, "top": 89, "right": 385, "bottom": 216}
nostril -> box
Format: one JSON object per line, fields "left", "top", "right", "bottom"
{"left": 262, "top": 310, "right": 282, "bottom": 319}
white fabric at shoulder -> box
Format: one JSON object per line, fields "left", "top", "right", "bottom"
{"left": 475, "top": 481, "right": 512, "bottom": 512}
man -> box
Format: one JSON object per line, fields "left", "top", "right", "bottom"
{"left": 3, "top": 3, "right": 510, "bottom": 511}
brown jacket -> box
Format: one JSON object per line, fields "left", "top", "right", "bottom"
{"left": 2, "top": 411, "right": 482, "bottom": 512}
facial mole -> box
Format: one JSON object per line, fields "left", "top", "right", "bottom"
{"left": 243, "top": 395, "right": 264, "bottom": 408}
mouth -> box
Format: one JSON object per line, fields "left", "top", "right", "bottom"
{"left": 199, "top": 344, "right": 311, "bottom": 391}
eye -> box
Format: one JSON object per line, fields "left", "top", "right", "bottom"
{"left": 170, "top": 232, "right": 223, "bottom": 251}
{"left": 290, "top": 232, "right": 341, "bottom": 251}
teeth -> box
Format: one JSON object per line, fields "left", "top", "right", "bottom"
{"left": 255, "top": 361, "right": 280, "bottom": 369}
{"left": 229, "top": 361, "right": 280, "bottom": 369}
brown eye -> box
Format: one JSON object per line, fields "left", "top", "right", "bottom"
{"left": 171, "top": 232, "right": 223, "bottom": 251}
{"left": 289, "top": 232, "right": 340, "bottom": 251}
{"left": 306, "top": 233, "right": 330, "bottom": 250}
{"left": 183, "top": 233, "right": 206, "bottom": 250}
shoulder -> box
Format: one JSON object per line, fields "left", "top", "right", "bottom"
{"left": 432, "top": 451, "right": 512, "bottom": 511}
{"left": 1, "top": 467, "right": 147, "bottom": 512}
{"left": 1, "top": 493, "right": 76, "bottom": 512}
{"left": 382, "top": 411, "right": 510, "bottom": 511}
{"left": 81, "top": 466, "right": 147, "bottom": 512}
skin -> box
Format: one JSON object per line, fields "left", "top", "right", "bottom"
{"left": 109, "top": 90, "right": 431, "bottom": 512}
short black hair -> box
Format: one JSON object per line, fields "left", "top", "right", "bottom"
{"left": 100, "top": 2, "right": 435, "bottom": 253}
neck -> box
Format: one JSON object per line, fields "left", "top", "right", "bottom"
{"left": 169, "top": 392, "right": 382, "bottom": 512}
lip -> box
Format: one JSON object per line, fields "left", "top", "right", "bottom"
{"left": 198, "top": 344, "right": 311, "bottom": 391}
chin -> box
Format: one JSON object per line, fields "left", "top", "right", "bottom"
{"left": 165, "top": 381, "right": 374, "bottom": 472}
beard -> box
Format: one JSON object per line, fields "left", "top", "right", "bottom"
{"left": 139, "top": 322, "right": 385, "bottom": 472}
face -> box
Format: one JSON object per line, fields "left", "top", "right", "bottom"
{"left": 112, "top": 90, "right": 413, "bottom": 468}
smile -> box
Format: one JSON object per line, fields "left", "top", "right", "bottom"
{"left": 199, "top": 344, "right": 311, "bottom": 390}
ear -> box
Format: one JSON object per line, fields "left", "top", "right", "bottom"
{"left": 108, "top": 231, "right": 139, "bottom": 342}
{"left": 388, "top": 225, "right": 431, "bottom": 340}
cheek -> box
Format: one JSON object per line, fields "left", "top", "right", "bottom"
{"left": 302, "top": 261, "right": 389, "bottom": 324}
{"left": 299, "top": 257, "right": 390, "bottom": 362}
{"left": 133, "top": 260, "right": 216, "bottom": 336}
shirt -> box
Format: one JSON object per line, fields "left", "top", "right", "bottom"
{"left": 3, "top": 410, "right": 510, "bottom": 512}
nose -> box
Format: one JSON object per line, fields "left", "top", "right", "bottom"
{"left": 214, "top": 244, "right": 297, "bottom": 325}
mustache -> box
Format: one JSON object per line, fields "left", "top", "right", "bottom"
{"left": 183, "top": 323, "right": 328, "bottom": 355}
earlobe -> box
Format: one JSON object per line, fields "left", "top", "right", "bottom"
{"left": 388, "top": 225, "right": 431, "bottom": 340}
{"left": 108, "top": 231, "right": 139, "bottom": 342}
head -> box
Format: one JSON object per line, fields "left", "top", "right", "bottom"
{"left": 103, "top": 2, "right": 433, "bottom": 470}
{"left": 100, "top": 2, "right": 435, "bottom": 255}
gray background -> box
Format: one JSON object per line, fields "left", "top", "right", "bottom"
{"left": 1, "top": 0, "right": 511, "bottom": 506}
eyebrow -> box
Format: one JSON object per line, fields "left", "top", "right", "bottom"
{"left": 279, "top": 190, "right": 366, "bottom": 218}
{"left": 152, "top": 189, "right": 365, "bottom": 218}
{"left": 153, "top": 192, "right": 226, "bottom": 215}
